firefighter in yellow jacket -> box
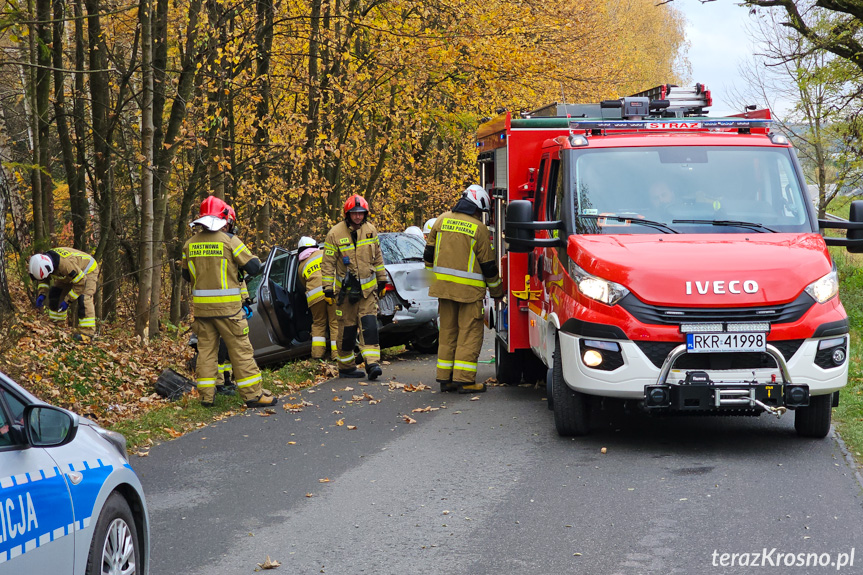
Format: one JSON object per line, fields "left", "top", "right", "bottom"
{"left": 321, "top": 194, "right": 388, "bottom": 379}
{"left": 424, "top": 185, "right": 503, "bottom": 393}
{"left": 29, "top": 247, "right": 99, "bottom": 342}
{"left": 182, "top": 195, "right": 277, "bottom": 408}
{"left": 298, "top": 236, "right": 339, "bottom": 360}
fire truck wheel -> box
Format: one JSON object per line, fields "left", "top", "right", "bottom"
{"left": 552, "top": 338, "right": 589, "bottom": 436}
{"left": 794, "top": 393, "right": 833, "bottom": 439}
{"left": 495, "top": 336, "right": 522, "bottom": 385}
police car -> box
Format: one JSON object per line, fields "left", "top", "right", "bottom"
{"left": 0, "top": 370, "right": 149, "bottom": 574}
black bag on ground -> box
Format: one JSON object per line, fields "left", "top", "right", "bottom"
{"left": 155, "top": 368, "right": 196, "bottom": 400}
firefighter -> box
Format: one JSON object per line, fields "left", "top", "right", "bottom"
{"left": 405, "top": 226, "right": 424, "bottom": 238}
{"left": 29, "top": 247, "right": 99, "bottom": 342}
{"left": 321, "top": 194, "right": 387, "bottom": 379}
{"left": 182, "top": 195, "right": 277, "bottom": 408}
{"left": 424, "top": 185, "right": 503, "bottom": 393}
{"left": 422, "top": 218, "right": 436, "bottom": 238}
{"left": 298, "top": 236, "right": 339, "bottom": 360}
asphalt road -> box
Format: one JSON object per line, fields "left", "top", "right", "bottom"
{"left": 135, "top": 331, "right": 863, "bottom": 575}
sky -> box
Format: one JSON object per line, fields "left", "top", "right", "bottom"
{"left": 675, "top": 0, "right": 762, "bottom": 116}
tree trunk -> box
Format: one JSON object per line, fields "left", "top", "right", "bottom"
{"left": 0, "top": 114, "right": 17, "bottom": 323}
{"left": 86, "top": 0, "right": 118, "bottom": 321}
{"left": 253, "top": 0, "right": 274, "bottom": 246}
{"left": 73, "top": 0, "right": 89, "bottom": 249}
{"left": 36, "top": 0, "right": 53, "bottom": 240}
{"left": 135, "top": 0, "right": 155, "bottom": 341}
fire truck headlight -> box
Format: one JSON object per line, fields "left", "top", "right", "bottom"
{"left": 804, "top": 270, "right": 839, "bottom": 304}
{"left": 583, "top": 349, "right": 603, "bottom": 367}
{"left": 569, "top": 261, "right": 630, "bottom": 305}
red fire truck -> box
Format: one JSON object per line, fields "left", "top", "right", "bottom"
{"left": 478, "top": 84, "right": 863, "bottom": 438}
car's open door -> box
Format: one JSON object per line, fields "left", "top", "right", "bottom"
{"left": 256, "top": 247, "right": 294, "bottom": 347}
{"left": 257, "top": 247, "right": 314, "bottom": 347}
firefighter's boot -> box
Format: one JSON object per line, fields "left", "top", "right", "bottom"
{"left": 245, "top": 389, "right": 278, "bottom": 408}
{"left": 366, "top": 363, "right": 382, "bottom": 381}
{"left": 339, "top": 368, "right": 365, "bottom": 378}
{"left": 216, "top": 373, "right": 237, "bottom": 396}
{"left": 438, "top": 379, "right": 457, "bottom": 393}
{"left": 458, "top": 382, "right": 487, "bottom": 394}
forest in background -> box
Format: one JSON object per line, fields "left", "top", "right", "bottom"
{"left": 0, "top": 0, "right": 687, "bottom": 340}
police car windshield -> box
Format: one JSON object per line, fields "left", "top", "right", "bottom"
{"left": 571, "top": 146, "right": 812, "bottom": 235}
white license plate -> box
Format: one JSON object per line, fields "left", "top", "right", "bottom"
{"left": 686, "top": 332, "right": 766, "bottom": 353}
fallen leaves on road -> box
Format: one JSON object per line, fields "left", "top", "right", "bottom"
{"left": 163, "top": 427, "right": 182, "bottom": 438}
{"left": 347, "top": 425, "right": 357, "bottom": 430}
{"left": 257, "top": 408, "right": 276, "bottom": 417}
{"left": 469, "top": 396, "right": 480, "bottom": 401}
{"left": 411, "top": 406, "right": 440, "bottom": 413}
{"left": 388, "top": 381, "right": 430, "bottom": 392}
{"left": 283, "top": 400, "right": 313, "bottom": 413}
{"left": 256, "top": 556, "right": 281, "bottom": 570}
{"left": 305, "top": 493, "right": 314, "bottom": 498}
{"left": 319, "top": 478, "right": 331, "bottom": 483}
{"left": 402, "top": 415, "right": 417, "bottom": 424}
{"left": 287, "top": 441, "right": 296, "bottom": 445}
{"left": 601, "top": 447, "right": 607, "bottom": 454}
{"left": 332, "top": 396, "right": 342, "bottom": 402}
{"left": 336, "top": 419, "right": 345, "bottom": 426}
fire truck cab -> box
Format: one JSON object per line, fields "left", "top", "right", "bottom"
{"left": 479, "top": 84, "right": 863, "bottom": 438}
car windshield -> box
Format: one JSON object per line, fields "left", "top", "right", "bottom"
{"left": 570, "top": 146, "right": 812, "bottom": 235}
{"left": 380, "top": 233, "right": 425, "bottom": 264}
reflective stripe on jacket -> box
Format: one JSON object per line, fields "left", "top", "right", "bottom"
{"left": 182, "top": 229, "right": 257, "bottom": 317}
{"left": 321, "top": 221, "right": 386, "bottom": 299}
{"left": 425, "top": 211, "right": 503, "bottom": 303}
{"left": 299, "top": 249, "right": 326, "bottom": 305}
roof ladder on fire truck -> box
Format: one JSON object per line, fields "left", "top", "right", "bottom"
{"left": 628, "top": 83, "right": 712, "bottom": 117}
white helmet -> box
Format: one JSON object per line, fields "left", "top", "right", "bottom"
{"left": 29, "top": 253, "right": 54, "bottom": 280}
{"left": 297, "top": 236, "right": 317, "bottom": 249}
{"left": 404, "top": 226, "right": 423, "bottom": 237}
{"left": 422, "top": 218, "right": 437, "bottom": 234}
{"left": 462, "top": 184, "right": 491, "bottom": 212}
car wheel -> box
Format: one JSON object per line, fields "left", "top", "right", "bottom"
{"left": 411, "top": 336, "right": 438, "bottom": 355}
{"left": 794, "top": 393, "right": 833, "bottom": 439}
{"left": 86, "top": 492, "right": 141, "bottom": 575}
{"left": 552, "top": 337, "right": 590, "bottom": 436}
{"left": 495, "top": 336, "right": 522, "bottom": 385}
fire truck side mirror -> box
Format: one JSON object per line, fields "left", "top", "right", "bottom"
{"left": 505, "top": 200, "right": 563, "bottom": 252}
{"left": 847, "top": 200, "right": 863, "bottom": 254}
{"left": 506, "top": 201, "right": 534, "bottom": 253}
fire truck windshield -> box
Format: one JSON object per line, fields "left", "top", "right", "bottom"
{"left": 569, "top": 146, "right": 812, "bottom": 235}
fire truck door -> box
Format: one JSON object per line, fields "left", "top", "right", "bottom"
{"left": 528, "top": 157, "right": 549, "bottom": 361}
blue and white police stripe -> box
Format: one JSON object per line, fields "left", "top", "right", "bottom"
{"left": 0, "top": 459, "right": 113, "bottom": 564}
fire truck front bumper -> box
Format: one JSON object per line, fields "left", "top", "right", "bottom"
{"left": 558, "top": 332, "right": 848, "bottom": 408}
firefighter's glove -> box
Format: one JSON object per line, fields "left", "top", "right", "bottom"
{"left": 323, "top": 287, "right": 335, "bottom": 301}
{"left": 58, "top": 301, "right": 69, "bottom": 312}
{"left": 35, "top": 294, "right": 45, "bottom": 309}
{"left": 377, "top": 280, "right": 388, "bottom": 299}
{"left": 324, "top": 297, "right": 334, "bottom": 305}
{"left": 242, "top": 300, "right": 253, "bottom": 319}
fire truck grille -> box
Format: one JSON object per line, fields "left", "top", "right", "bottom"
{"left": 619, "top": 292, "right": 814, "bottom": 326}
{"left": 635, "top": 340, "right": 805, "bottom": 369}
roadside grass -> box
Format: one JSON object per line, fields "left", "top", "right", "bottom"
{"left": 107, "top": 359, "right": 324, "bottom": 453}
{"left": 833, "top": 250, "right": 863, "bottom": 461}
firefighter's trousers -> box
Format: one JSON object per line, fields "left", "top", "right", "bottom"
{"left": 310, "top": 300, "right": 339, "bottom": 359}
{"left": 436, "top": 298, "right": 484, "bottom": 384}
{"left": 47, "top": 274, "right": 97, "bottom": 335}
{"left": 194, "top": 310, "right": 263, "bottom": 403}
{"left": 336, "top": 295, "right": 379, "bottom": 371}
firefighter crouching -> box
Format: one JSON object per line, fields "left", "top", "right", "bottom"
{"left": 425, "top": 185, "right": 503, "bottom": 393}
{"left": 298, "top": 236, "right": 339, "bottom": 360}
{"left": 322, "top": 194, "right": 388, "bottom": 379}
{"left": 29, "top": 247, "right": 99, "bottom": 342}
{"left": 182, "top": 195, "right": 277, "bottom": 408}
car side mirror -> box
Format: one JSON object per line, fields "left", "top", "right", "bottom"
{"left": 23, "top": 405, "right": 78, "bottom": 448}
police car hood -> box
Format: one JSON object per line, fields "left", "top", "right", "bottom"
{"left": 572, "top": 233, "right": 832, "bottom": 305}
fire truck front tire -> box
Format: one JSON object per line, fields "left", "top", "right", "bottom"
{"left": 794, "top": 393, "right": 833, "bottom": 439}
{"left": 552, "top": 337, "right": 589, "bottom": 436}
{"left": 495, "top": 336, "right": 522, "bottom": 385}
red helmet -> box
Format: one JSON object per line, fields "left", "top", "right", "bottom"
{"left": 343, "top": 194, "right": 370, "bottom": 215}
{"left": 199, "top": 195, "right": 230, "bottom": 219}
{"left": 225, "top": 205, "right": 236, "bottom": 224}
